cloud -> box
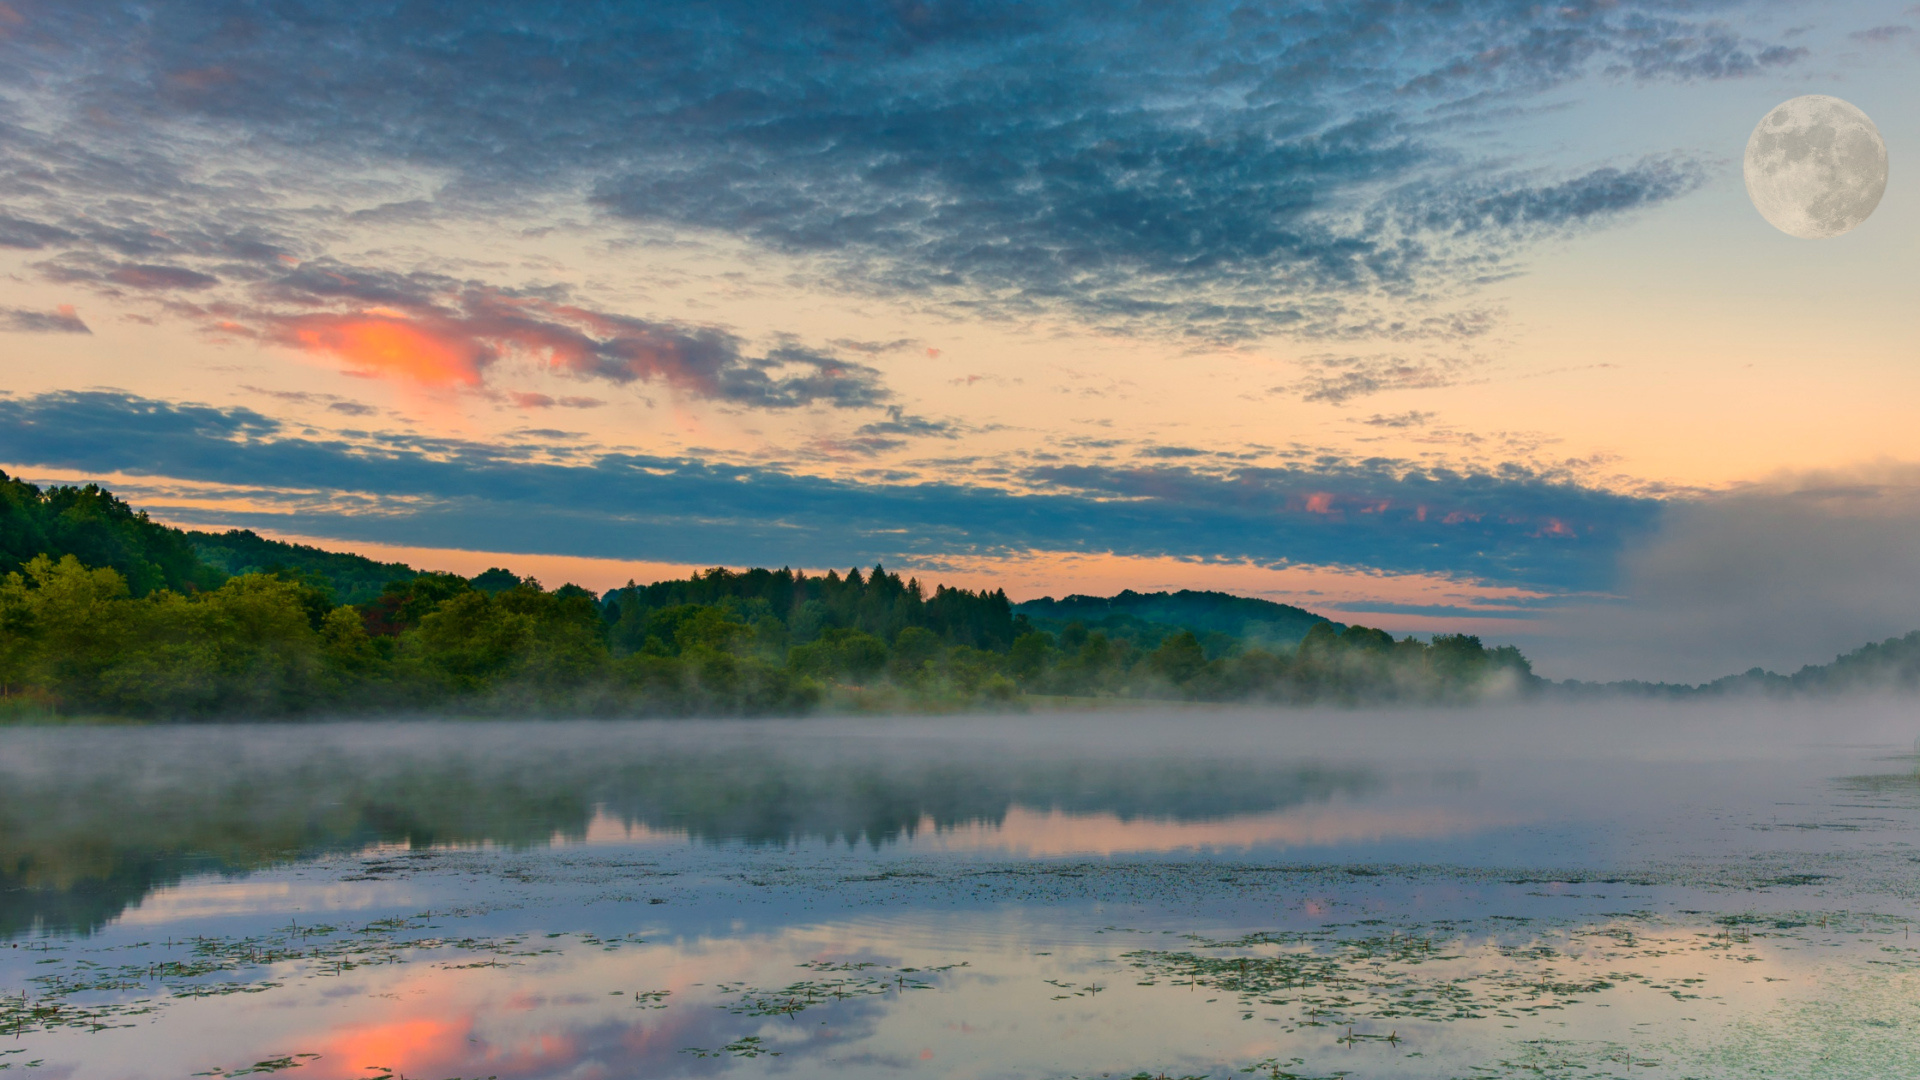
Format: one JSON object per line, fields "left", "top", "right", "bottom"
{"left": 716, "top": 342, "right": 890, "bottom": 410}
{"left": 1849, "top": 25, "right": 1914, "bottom": 43}
{"left": 116, "top": 255, "right": 895, "bottom": 409}
{"left": 0, "top": 391, "right": 1660, "bottom": 594}
{"left": 241, "top": 384, "right": 380, "bottom": 417}
{"left": 103, "top": 263, "right": 221, "bottom": 291}
{"left": 1404, "top": 157, "right": 1706, "bottom": 240}
{"left": 277, "top": 312, "right": 490, "bottom": 387}
{"left": 1609, "top": 26, "right": 1806, "bottom": 79}
{"left": 1024, "top": 459, "right": 1658, "bottom": 592}
{"left": 0, "top": 304, "right": 89, "bottom": 333}
{"left": 264, "top": 284, "right": 890, "bottom": 406}
{"left": 509, "top": 393, "right": 607, "bottom": 410}
{"left": 0, "top": 213, "right": 76, "bottom": 249}
{"left": 1359, "top": 411, "right": 1435, "bottom": 429}
{"left": 0, "top": 391, "right": 280, "bottom": 450}
{"left": 1515, "top": 464, "right": 1920, "bottom": 682}
{"left": 0, "top": 0, "right": 1801, "bottom": 343}
{"left": 831, "top": 338, "right": 920, "bottom": 355}
{"left": 855, "top": 406, "right": 960, "bottom": 439}
{"left": 1286, "top": 353, "right": 1478, "bottom": 404}
{"left": 1333, "top": 601, "right": 1540, "bottom": 621}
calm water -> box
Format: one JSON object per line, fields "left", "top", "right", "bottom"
{"left": 4, "top": 704, "right": 1920, "bottom": 1079}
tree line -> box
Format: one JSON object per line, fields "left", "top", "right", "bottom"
{"left": 0, "top": 471, "right": 1540, "bottom": 718}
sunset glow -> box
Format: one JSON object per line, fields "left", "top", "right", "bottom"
{"left": 285, "top": 316, "right": 488, "bottom": 387}
{"left": 2, "top": 0, "right": 1917, "bottom": 681}
{"left": 10, "top": 8, "right": 1920, "bottom": 1080}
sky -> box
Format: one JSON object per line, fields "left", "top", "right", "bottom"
{"left": 2, "top": 0, "right": 1918, "bottom": 682}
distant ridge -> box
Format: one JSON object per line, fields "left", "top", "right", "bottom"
{"left": 1587, "top": 628, "right": 1920, "bottom": 698}
{"left": 1014, "top": 589, "right": 1333, "bottom": 647}
{"left": 187, "top": 529, "right": 419, "bottom": 606}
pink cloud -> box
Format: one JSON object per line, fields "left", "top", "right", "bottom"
{"left": 276, "top": 313, "right": 491, "bottom": 387}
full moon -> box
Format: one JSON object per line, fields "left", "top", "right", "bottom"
{"left": 1743, "top": 95, "right": 1887, "bottom": 239}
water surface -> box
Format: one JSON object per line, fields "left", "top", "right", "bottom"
{"left": 4, "top": 704, "right": 1919, "bottom": 1078}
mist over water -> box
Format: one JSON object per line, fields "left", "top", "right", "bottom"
{"left": 5, "top": 704, "right": 1920, "bottom": 1078}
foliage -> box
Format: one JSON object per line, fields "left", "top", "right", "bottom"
{"left": 0, "top": 470, "right": 215, "bottom": 596}
{"left": 188, "top": 528, "right": 418, "bottom": 605}
{"left": 1016, "top": 588, "right": 1330, "bottom": 648}
{"left": 1014, "top": 618, "right": 1534, "bottom": 705}
{"left": 0, "top": 481, "right": 1544, "bottom": 719}
{"left": 605, "top": 565, "right": 1016, "bottom": 653}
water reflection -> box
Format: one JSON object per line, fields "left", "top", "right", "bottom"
{"left": 571, "top": 802, "right": 1508, "bottom": 858}
{"left": 7, "top": 708, "right": 1920, "bottom": 1079}
{"left": 15, "top": 905, "right": 1892, "bottom": 1080}
{"left": 0, "top": 721, "right": 1379, "bottom": 937}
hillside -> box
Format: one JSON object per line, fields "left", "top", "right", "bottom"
{"left": 1570, "top": 629, "right": 1920, "bottom": 698}
{"left": 1015, "top": 589, "right": 1333, "bottom": 648}
{"left": 0, "top": 478, "right": 1541, "bottom": 717}
{"left": 1787, "top": 630, "right": 1920, "bottom": 692}
{"left": 1703, "top": 630, "right": 1920, "bottom": 696}
{"left": 188, "top": 529, "right": 418, "bottom": 605}
{"left": 0, "top": 470, "right": 215, "bottom": 595}
{"left": 1, "top": 471, "right": 424, "bottom": 604}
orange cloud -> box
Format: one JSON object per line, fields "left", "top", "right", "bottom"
{"left": 233, "top": 262, "right": 885, "bottom": 407}
{"left": 281, "top": 314, "right": 490, "bottom": 387}
{"left": 270, "top": 296, "right": 704, "bottom": 394}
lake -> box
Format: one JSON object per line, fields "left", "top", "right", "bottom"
{"left": 3, "top": 703, "right": 1919, "bottom": 1079}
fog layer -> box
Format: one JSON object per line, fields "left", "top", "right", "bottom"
{"left": 1524, "top": 463, "right": 1920, "bottom": 683}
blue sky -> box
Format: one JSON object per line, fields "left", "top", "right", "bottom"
{"left": 4, "top": 0, "right": 1919, "bottom": 679}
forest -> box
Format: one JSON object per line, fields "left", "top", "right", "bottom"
{"left": 0, "top": 470, "right": 1541, "bottom": 718}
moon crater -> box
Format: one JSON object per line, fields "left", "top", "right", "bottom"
{"left": 1743, "top": 95, "right": 1887, "bottom": 239}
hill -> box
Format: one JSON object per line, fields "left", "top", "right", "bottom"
{"left": 188, "top": 529, "right": 418, "bottom": 605}
{"left": 1, "top": 471, "right": 424, "bottom": 604}
{"left": 1015, "top": 589, "right": 1333, "bottom": 648}
{"left": 0, "top": 476, "right": 1543, "bottom": 717}
{"left": 0, "top": 470, "right": 215, "bottom": 595}
{"left": 1786, "top": 630, "right": 1920, "bottom": 693}
{"left": 1568, "top": 629, "right": 1920, "bottom": 699}
{"left": 1696, "top": 630, "right": 1920, "bottom": 697}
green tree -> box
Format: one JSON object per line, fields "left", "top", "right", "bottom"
{"left": 98, "top": 574, "right": 326, "bottom": 716}
{"left": 0, "top": 474, "right": 215, "bottom": 596}
{"left": 888, "top": 626, "right": 941, "bottom": 685}
{"left": 1149, "top": 630, "right": 1207, "bottom": 685}
{"left": 499, "top": 582, "right": 610, "bottom": 693}
{"left": 406, "top": 591, "right": 530, "bottom": 694}
{"left": 470, "top": 567, "right": 522, "bottom": 594}
{"left": 363, "top": 572, "right": 472, "bottom": 636}
{"left": 319, "top": 605, "right": 385, "bottom": 685}
{"left": 17, "top": 555, "right": 135, "bottom": 696}
{"left": 0, "top": 567, "right": 41, "bottom": 699}
{"left": 1009, "top": 630, "right": 1052, "bottom": 686}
